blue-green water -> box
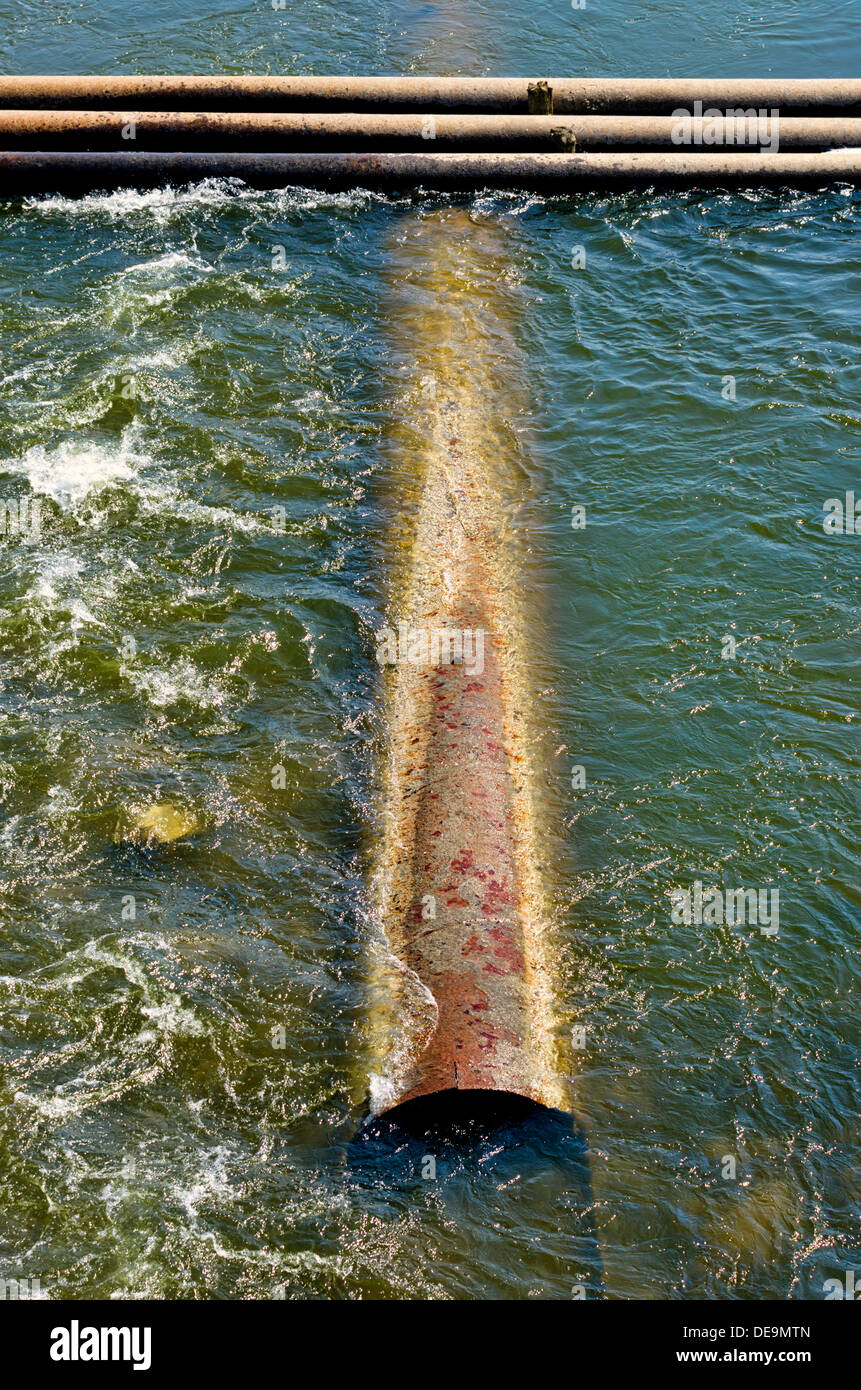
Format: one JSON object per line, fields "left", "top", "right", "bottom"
{"left": 0, "top": 2, "right": 858, "bottom": 1300}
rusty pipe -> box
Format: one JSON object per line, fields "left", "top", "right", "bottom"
{"left": 369, "top": 210, "right": 566, "bottom": 1119}
{"left": 551, "top": 78, "right": 861, "bottom": 116}
{"left": 1, "top": 75, "right": 861, "bottom": 115}
{"left": 3, "top": 148, "right": 861, "bottom": 193}
{"left": 376, "top": 598, "right": 545, "bottom": 1109}
{"left": 2, "top": 111, "right": 861, "bottom": 152}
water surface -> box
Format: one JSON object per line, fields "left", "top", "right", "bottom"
{"left": 0, "top": 1, "right": 858, "bottom": 1300}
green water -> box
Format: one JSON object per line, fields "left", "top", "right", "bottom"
{"left": 0, "top": 2, "right": 858, "bottom": 1301}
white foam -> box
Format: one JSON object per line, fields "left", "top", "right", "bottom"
{"left": 26, "top": 178, "right": 397, "bottom": 227}
{"left": 11, "top": 435, "right": 146, "bottom": 509}
{"left": 128, "top": 656, "right": 228, "bottom": 712}
{"left": 4, "top": 425, "right": 267, "bottom": 542}
{"left": 363, "top": 909, "right": 439, "bottom": 1117}
{"left": 119, "top": 251, "right": 213, "bottom": 278}
{"left": 138, "top": 996, "right": 206, "bottom": 1043}
{"left": 0, "top": 365, "right": 37, "bottom": 387}
{"left": 120, "top": 348, "right": 181, "bottom": 371}
{"left": 32, "top": 552, "right": 84, "bottom": 596}
{"left": 25, "top": 178, "right": 251, "bottom": 226}
{"left": 172, "top": 1145, "right": 234, "bottom": 1220}
{"left": 23, "top": 552, "right": 117, "bottom": 645}
{"left": 134, "top": 484, "right": 264, "bottom": 533}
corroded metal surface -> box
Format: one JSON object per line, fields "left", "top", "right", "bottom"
{"left": 379, "top": 580, "right": 536, "bottom": 1102}
{"left": 3, "top": 148, "right": 861, "bottom": 193}
{"left": 0, "top": 75, "right": 860, "bottom": 114}
{"left": 2, "top": 110, "right": 861, "bottom": 151}
{"left": 369, "top": 211, "right": 566, "bottom": 1116}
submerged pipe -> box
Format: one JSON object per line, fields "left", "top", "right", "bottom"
{"left": 1, "top": 75, "right": 861, "bottom": 115}
{"left": 369, "top": 210, "right": 566, "bottom": 1118}
{"left": 3, "top": 111, "right": 861, "bottom": 151}
{"left": 3, "top": 148, "right": 861, "bottom": 192}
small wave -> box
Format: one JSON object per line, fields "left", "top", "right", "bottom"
{"left": 134, "top": 484, "right": 266, "bottom": 534}
{"left": 5, "top": 432, "right": 147, "bottom": 509}
{"left": 118, "top": 348, "right": 182, "bottom": 370}
{"left": 117, "top": 251, "right": 214, "bottom": 278}
{"left": 172, "top": 1144, "right": 234, "bottom": 1220}
{"left": 102, "top": 252, "right": 216, "bottom": 318}
{"left": 0, "top": 365, "right": 38, "bottom": 387}
{"left": 363, "top": 905, "right": 439, "bottom": 1117}
{"left": 138, "top": 996, "right": 206, "bottom": 1044}
{"left": 1, "top": 422, "right": 269, "bottom": 539}
{"left": 25, "top": 178, "right": 253, "bottom": 226}
{"left": 127, "top": 656, "right": 230, "bottom": 712}
{"left": 25, "top": 178, "right": 399, "bottom": 227}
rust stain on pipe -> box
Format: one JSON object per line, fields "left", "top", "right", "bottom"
{"left": 367, "top": 211, "right": 567, "bottom": 1118}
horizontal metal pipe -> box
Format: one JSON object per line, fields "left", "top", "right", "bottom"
{"left": 2, "top": 111, "right": 861, "bottom": 152}
{"left": 1, "top": 76, "right": 861, "bottom": 115}
{"left": 2, "top": 148, "right": 861, "bottom": 193}
{"left": 554, "top": 78, "right": 861, "bottom": 117}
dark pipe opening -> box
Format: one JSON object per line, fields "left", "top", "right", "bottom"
{"left": 358, "top": 1088, "right": 573, "bottom": 1145}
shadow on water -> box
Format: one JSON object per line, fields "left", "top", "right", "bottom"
{"left": 347, "top": 1091, "right": 606, "bottom": 1298}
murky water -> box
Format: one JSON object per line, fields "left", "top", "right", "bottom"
{"left": 0, "top": 2, "right": 858, "bottom": 1300}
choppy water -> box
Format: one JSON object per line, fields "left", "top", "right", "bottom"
{"left": 0, "top": 2, "right": 858, "bottom": 1300}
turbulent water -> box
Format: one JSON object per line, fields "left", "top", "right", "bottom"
{"left": 0, "top": 3, "right": 858, "bottom": 1300}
